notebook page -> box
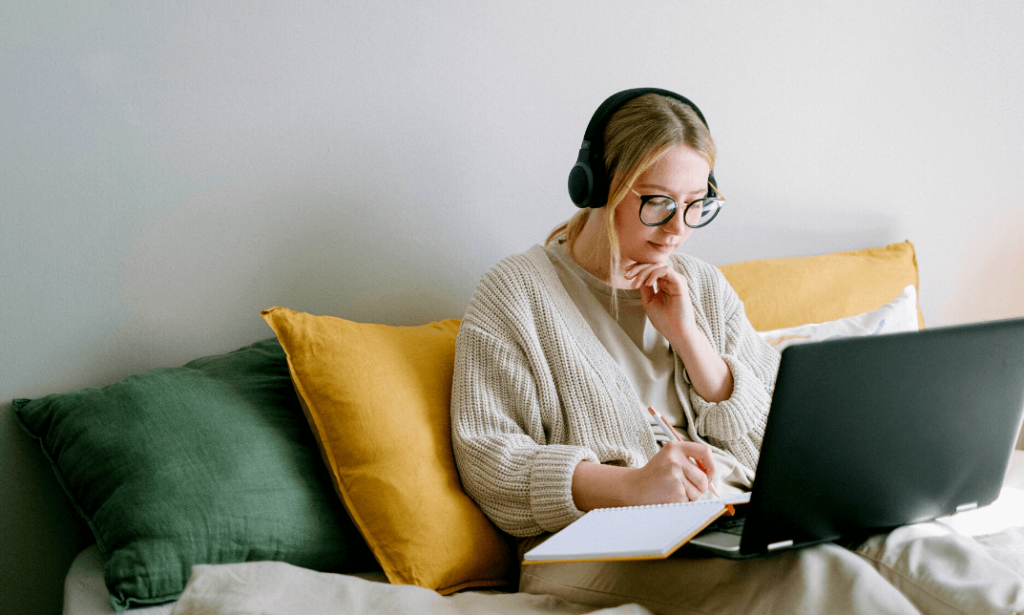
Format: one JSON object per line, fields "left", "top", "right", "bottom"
{"left": 524, "top": 499, "right": 730, "bottom": 563}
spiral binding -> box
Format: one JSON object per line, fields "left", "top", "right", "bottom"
{"left": 593, "top": 500, "right": 721, "bottom": 513}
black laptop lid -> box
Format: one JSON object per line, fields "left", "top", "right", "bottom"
{"left": 740, "top": 317, "right": 1024, "bottom": 556}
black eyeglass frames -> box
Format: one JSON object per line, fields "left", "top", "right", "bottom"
{"left": 630, "top": 184, "right": 724, "bottom": 228}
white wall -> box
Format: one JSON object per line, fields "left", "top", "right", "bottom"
{"left": 3, "top": 1, "right": 1023, "bottom": 400}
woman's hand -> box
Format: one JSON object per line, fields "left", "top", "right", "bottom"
{"left": 629, "top": 440, "right": 717, "bottom": 504}
{"left": 623, "top": 261, "right": 697, "bottom": 342}
{"left": 623, "top": 260, "right": 735, "bottom": 403}
{"left": 571, "top": 441, "right": 717, "bottom": 510}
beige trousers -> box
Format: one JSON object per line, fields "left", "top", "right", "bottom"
{"left": 519, "top": 522, "right": 1024, "bottom": 615}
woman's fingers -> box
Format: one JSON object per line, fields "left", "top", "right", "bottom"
{"left": 664, "top": 441, "right": 716, "bottom": 496}
{"left": 641, "top": 270, "right": 665, "bottom": 291}
{"left": 679, "top": 464, "right": 709, "bottom": 500}
{"left": 682, "top": 444, "right": 716, "bottom": 483}
{"left": 680, "top": 479, "right": 702, "bottom": 502}
{"left": 625, "top": 263, "right": 676, "bottom": 292}
{"left": 638, "top": 282, "right": 656, "bottom": 306}
{"left": 696, "top": 454, "right": 717, "bottom": 483}
{"left": 623, "top": 262, "right": 653, "bottom": 285}
{"left": 682, "top": 458, "right": 710, "bottom": 489}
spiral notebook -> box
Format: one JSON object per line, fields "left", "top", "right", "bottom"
{"left": 523, "top": 493, "right": 751, "bottom": 564}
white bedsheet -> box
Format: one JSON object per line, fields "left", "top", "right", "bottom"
{"left": 65, "top": 452, "right": 1024, "bottom": 615}
{"left": 63, "top": 547, "right": 174, "bottom": 615}
{"left": 169, "top": 561, "right": 653, "bottom": 615}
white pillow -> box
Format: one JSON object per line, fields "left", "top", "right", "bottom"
{"left": 758, "top": 284, "right": 919, "bottom": 352}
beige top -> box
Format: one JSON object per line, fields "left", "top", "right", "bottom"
{"left": 451, "top": 244, "right": 780, "bottom": 537}
{"left": 543, "top": 242, "right": 686, "bottom": 430}
{"left": 543, "top": 242, "right": 753, "bottom": 498}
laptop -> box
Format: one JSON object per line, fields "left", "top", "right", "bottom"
{"left": 687, "top": 316, "right": 1024, "bottom": 558}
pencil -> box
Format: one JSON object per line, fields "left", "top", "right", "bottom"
{"left": 647, "top": 406, "right": 721, "bottom": 499}
{"left": 647, "top": 406, "right": 682, "bottom": 441}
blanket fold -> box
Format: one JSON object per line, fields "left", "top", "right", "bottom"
{"left": 169, "top": 561, "right": 654, "bottom": 615}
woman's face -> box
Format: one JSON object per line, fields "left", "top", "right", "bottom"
{"left": 612, "top": 143, "right": 711, "bottom": 268}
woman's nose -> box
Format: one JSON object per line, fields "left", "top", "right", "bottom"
{"left": 662, "top": 209, "right": 689, "bottom": 236}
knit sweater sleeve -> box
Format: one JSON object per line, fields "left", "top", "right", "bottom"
{"left": 450, "top": 263, "right": 600, "bottom": 537}
{"left": 680, "top": 257, "right": 781, "bottom": 471}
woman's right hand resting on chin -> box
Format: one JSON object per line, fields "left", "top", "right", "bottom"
{"left": 571, "top": 441, "right": 717, "bottom": 511}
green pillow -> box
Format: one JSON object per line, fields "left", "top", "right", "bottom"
{"left": 14, "top": 338, "right": 379, "bottom": 612}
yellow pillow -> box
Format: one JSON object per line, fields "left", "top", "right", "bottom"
{"left": 260, "top": 308, "right": 514, "bottom": 594}
{"left": 719, "top": 241, "right": 924, "bottom": 331}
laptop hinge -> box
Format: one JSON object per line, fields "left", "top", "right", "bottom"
{"left": 955, "top": 502, "right": 979, "bottom": 513}
{"left": 767, "top": 539, "right": 794, "bottom": 551}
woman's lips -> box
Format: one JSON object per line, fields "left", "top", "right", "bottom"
{"left": 649, "top": 241, "right": 678, "bottom": 250}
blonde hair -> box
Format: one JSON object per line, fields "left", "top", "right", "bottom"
{"left": 546, "top": 94, "right": 717, "bottom": 279}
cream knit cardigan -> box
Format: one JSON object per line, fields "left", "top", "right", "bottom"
{"left": 451, "top": 244, "right": 781, "bottom": 537}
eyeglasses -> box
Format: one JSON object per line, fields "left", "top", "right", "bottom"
{"left": 630, "top": 184, "right": 724, "bottom": 228}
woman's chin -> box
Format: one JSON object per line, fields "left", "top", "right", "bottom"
{"left": 620, "top": 253, "right": 671, "bottom": 273}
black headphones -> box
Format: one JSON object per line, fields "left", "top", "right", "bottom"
{"left": 567, "top": 87, "right": 717, "bottom": 209}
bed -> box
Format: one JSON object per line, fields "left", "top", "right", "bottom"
{"left": 12, "top": 241, "right": 1024, "bottom": 615}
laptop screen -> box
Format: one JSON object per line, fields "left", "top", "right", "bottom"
{"left": 739, "top": 317, "right": 1024, "bottom": 556}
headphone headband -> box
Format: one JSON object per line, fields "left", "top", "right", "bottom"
{"left": 568, "top": 88, "right": 716, "bottom": 209}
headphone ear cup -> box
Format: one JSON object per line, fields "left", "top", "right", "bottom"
{"left": 568, "top": 162, "right": 594, "bottom": 208}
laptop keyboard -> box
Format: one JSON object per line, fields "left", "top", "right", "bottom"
{"left": 713, "top": 516, "right": 746, "bottom": 536}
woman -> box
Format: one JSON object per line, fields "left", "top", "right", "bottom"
{"left": 450, "top": 89, "right": 1022, "bottom": 614}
